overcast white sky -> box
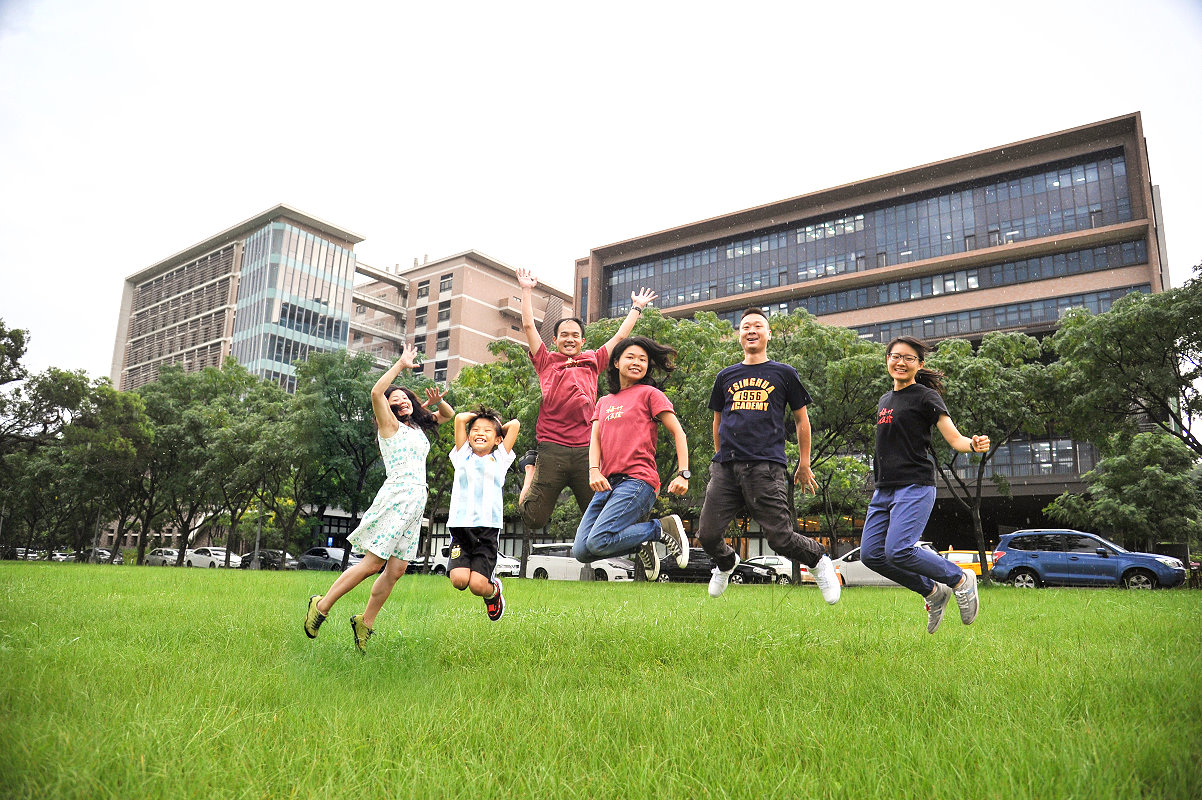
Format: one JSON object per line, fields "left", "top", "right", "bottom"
{"left": 2, "top": 0, "right": 1200, "bottom": 380}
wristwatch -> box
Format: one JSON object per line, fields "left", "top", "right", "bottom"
{"left": 677, "top": 469, "right": 691, "bottom": 480}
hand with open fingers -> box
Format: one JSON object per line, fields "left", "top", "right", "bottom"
{"left": 794, "top": 464, "right": 819, "bottom": 494}
{"left": 631, "top": 287, "right": 658, "bottom": 309}
{"left": 516, "top": 266, "right": 538, "bottom": 290}
{"left": 666, "top": 475, "right": 689, "bottom": 496}
{"left": 971, "top": 434, "right": 991, "bottom": 452}
{"left": 424, "top": 384, "right": 446, "bottom": 408}
{"left": 398, "top": 342, "right": 420, "bottom": 370}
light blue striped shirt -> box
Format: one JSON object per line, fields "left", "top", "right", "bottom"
{"left": 447, "top": 443, "right": 516, "bottom": 528}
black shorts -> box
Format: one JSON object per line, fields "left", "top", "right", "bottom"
{"left": 447, "top": 526, "right": 500, "bottom": 577}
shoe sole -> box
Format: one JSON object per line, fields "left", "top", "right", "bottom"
{"left": 708, "top": 555, "right": 740, "bottom": 597}
{"left": 661, "top": 515, "right": 689, "bottom": 568}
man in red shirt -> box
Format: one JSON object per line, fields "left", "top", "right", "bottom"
{"left": 515, "top": 267, "right": 656, "bottom": 530}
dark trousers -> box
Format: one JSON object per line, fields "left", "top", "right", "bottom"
{"left": 697, "top": 460, "right": 826, "bottom": 572}
{"left": 518, "top": 441, "right": 595, "bottom": 529}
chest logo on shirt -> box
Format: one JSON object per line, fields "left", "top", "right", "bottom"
{"left": 602, "top": 404, "right": 625, "bottom": 421}
{"left": 728, "top": 378, "right": 776, "bottom": 412}
{"left": 878, "top": 407, "right": 894, "bottom": 425}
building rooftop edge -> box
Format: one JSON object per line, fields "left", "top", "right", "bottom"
{"left": 399, "top": 249, "right": 574, "bottom": 301}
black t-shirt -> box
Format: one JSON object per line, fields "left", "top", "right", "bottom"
{"left": 708, "top": 360, "right": 812, "bottom": 465}
{"left": 873, "top": 383, "right": 949, "bottom": 487}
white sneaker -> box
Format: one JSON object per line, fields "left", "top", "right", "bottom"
{"left": 658, "top": 515, "right": 689, "bottom": 568}
{"left": 708, "top": 553, "right": 740, "bottom": 598}
{"left": 812, "top": 555, "right": 841, "bottom": 605}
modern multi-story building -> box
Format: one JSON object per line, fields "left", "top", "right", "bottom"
{"left": 574, "top": 112, "right": 1168, "bottom": 540}
{"left": 353, "top": 250, "right": 573, "bottom": 382}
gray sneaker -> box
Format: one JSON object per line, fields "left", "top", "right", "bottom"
{"left": 637, "top": 540, "right": 661, "bottom": 581}
{"left": 708, "top": 553, "right": 741, "bottom": 598}
{"left": 658, "top": 515, "right": 689, "bottom": 568}
{"left": 925, "top": 582, "right": 952, "bottom": 634}
{"left": 954, "top": 570, "right": 979, "bottom": 625}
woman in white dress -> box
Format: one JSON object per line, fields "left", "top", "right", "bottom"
{"left": 303, "top": 343, "right": 453, "bottom": 652}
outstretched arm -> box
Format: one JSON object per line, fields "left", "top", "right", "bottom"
{"left": 516, "top": 267, "right": 544, "bottom": 354}
{"left": 936, "top": 415, "right": 990, "bottom": 453}
{"left": 658, "top": 411, "right": 690, "bottom": 496}
{"left": 601, "top": 287, "right": 658, "bottom": 353}
{"left": 370, "top": 344, "right": 420, "bottom": 432}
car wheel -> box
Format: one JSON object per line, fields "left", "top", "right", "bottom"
{"left": 186, "top": 561, "right": 192, "bottom": 567}
{"left": 775, "top": 573, "right": 791, "bottom": 585}
{"left": 533, "top": 568, "right": 548, "bottom": 579}
{"left": 656, "top": 572, "right": 670, "bottom": 582}
{"left": 209, "top": 563, "right": 216, "bottom": 568}
{"left": 730, "top": 572, "right": 745, "bottom": 584}
{"left": 330, "top": 563, "right": 342, "bottom": 572}
{"left": 433, "top": 566, "right": 445, "bottom": 575}
{"left": 593, "top": 568, "right": 608, "bottom": 582}
{"left": 1123, "top": 569, "right": 1156, "bottom": 590}
{"left": 1011, "top": 569, "right": 1040, "bottom": 588}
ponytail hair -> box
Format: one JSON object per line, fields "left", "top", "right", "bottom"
{"left": 886, "top": 336, "right": 946, "bottom": 395}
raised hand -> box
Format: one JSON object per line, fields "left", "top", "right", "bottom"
{"left": 398, "top": 342, "right": 421, "bottom": 370}
{"left": 424, "top": 384, "right": 446, "bottom": 408}
{"left": 630, "top": 287, "right": 658, "bottom": 309}
{"left": 516, "top": 266, "right": 538, "bottom": 290}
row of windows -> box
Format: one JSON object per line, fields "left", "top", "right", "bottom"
{"left": 277, "top": 302, "right": 348, "bottom": 342}
{"left": 605, "top": 152, "right": 1132, "bottom": 314}
{"left": 953, "top": 437, "right": 1096, "bottom": 480}
{"left": 415, "top": 273, "right": 454, "bottom": 299}
{"left": 413, "top": 300, "right": 452, "bottom": 327}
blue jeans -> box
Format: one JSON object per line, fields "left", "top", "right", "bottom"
{"left": 573, "top": 478, "right": 661, "bottom": 562}
{"left": 860, "top": 484, "right": 963, "bottom": 596}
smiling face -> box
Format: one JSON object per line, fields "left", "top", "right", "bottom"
{"left": 387, "top": 387, "right": 414, "bottom": 418}
{"left": 553, "top": 319, "right": 584, "bottom": 357}
{"left": 886, "top": 341, "right": 922, "bottom": 386}
{"left": 616, "top": 344, "right": 648, "bottom": 387}
{"left": 739, "top": 312, "right": 771, "bottom": 356}
{"left": 467, "top": 416, "right": 502, "bottom": 455}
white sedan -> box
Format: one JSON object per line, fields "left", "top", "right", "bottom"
{"left": 524, "top": 542, "right": 633, "bottom": 582}
{"left": 185, "top": 547, "right": 241, "bottom": 568}
{"left": 830, "top": 541, "right": 955, "bottom": 587}
{"left": 145, "top": 548, "right": 179, "bottom": 566}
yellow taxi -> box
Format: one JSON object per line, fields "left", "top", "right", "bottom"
{"left": 941, "top": 549, "right": 993, "bottom": 576}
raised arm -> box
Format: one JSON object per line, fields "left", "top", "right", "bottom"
{"left": 792, "top": 406, "right": 818, "bottom": 493}
{"left": 370, "top": 344, "right": 420, "bottom": 433}
{"left": 453, "top": 411, "right": 473, "bottom": 449}
{"left": 516, "top": 267, "right": 544, "bottom": 353}
{"left": 936, "top": 415, "right": 990, "bottom": 454}
{"left": 424, "top": 384, "right": 454, "bottom": 425}
{"left": 500, "top": 419, "right": 521, "bottom": 454}
{"left": 601, "top": 287, "right": 658, "bottom": 354}
{"left": 658, "top": 410, "right": 690, "bottom": 496}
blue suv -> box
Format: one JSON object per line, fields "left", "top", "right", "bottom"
{"left": 991, "top": 529, "right": 1186, "bottom": 589}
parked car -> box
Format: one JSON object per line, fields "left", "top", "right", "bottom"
{"left": 745, "top": 554, "right": 814, "bottom": 585}
{"left": 524, "top": 542, "right": 633, "bottom": 581}
{"left": 80, "top": 547, "right": 124, "bottom": 565}
{"left": 941, "top": 549, "right": 993, "bottom": 576}
{"left": 830, "top": 541, "right": 947, "bottom": 587}
{"left": 145, "top": 548, "right": 179, "bottom": 566}
{"left": 657, "top": 547, "right": 773, "bottom": 584}
{"left": 991, "top": 529, "right": 1187, "bottom": 589}
{"left": 429, "top": 547, "right": 521, "bottom": 578}
{"left": 48, "top": 551, "right": 74, "bottom": 562}
{"left": 298, "top": 547, "right": 363, "bottom": 571}
{"left": 185, "top": 547, "right": 241, "bottom": 568}
{"left": 238, "top": 549, "right": 297, "bottom": 570}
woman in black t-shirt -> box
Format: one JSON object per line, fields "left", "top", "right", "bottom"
{"left": 862, "top": 336, "right": 990, "bottom": 634}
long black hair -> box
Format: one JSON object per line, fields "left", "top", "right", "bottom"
{"left": 606, "top": 336, "right": 677, "bottom": 394}
{"left": 383, "top": 385, "right": 440, "bottom": 433}
{"left": 886, "top": 336, "right": 946, "bottom": 395}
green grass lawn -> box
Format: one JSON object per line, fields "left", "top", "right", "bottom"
{"left": 0, "top": 563, "right": 1199, "bottom": 799}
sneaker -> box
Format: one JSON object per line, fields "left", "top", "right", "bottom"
{"left": 304, "top": 595, "right": 327, "bottom": 639}
{"left": 485, "top": 578, "right": 505, "bottom": 621}
{"left": 708, "top": 553, "right": 740, "bottom": 598}
{"left": 517, "top": 450, "right": 537, "bottom": 471}
{"left": 812, "top": 555, "right": 842, "bottom": 605}
{"left": 953, "top": 570, "right": 979, "bottom": 625}
{"left": 637, "top": 540, "right": 661, "bottom": 581}
{"left": 658, "top": 515, "right": 689, "bottom": 568}
{"left": 925, "top": 582, "right": 953, "bottom": 634}
{"left": 350, "top": 614, "right": 373, "bottom": 653}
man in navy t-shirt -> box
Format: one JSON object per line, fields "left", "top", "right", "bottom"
{"left": 698, "top": 308, "right": 841, "bottom": 604}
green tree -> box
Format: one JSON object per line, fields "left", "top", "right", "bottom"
{"left": 1049, "top": 267, "right": 1202, "bottom": 456}
{"left": 1045, "top": 432, "right": 1202, "bottom": 551}
{"left": 926, "top": 332, "right": 1047, "bottom": 582}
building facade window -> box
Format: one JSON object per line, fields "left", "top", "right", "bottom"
{"left": 439, "top": 273, "right": 453, "bottom": 293}
{"left": 417, "top": 280, "right": 430, "bottom": 299}
{"left": 437, "top": 300, "right": 451, "bottom": 322}
{"left": 434, "top": 360, "right": 448, "bottom": 382}
{"left": 436, "top": 330, "right": 449, "bottom": 352}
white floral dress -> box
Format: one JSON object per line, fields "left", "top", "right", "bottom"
{"left": 348, "top": 423, "right": 430, "bottom": 561}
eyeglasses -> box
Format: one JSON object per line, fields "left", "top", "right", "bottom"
{"left": 887, "top": 353, "right": 920, "bottom": 364}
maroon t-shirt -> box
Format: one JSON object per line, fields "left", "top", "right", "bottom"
{"left": 592, "top": 383, "right": 674, "bottom": 493}
{"left": 530, "top": 342, "right": 609, "bottom": 448}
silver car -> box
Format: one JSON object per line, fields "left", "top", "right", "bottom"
{"left": 145, "top": 548, "right": 179, "bottom": 566}
{"left": 298, "top": 547, "right": 363, "bottom": 571}
{"left": 830, "top": 541, "right": 950, "bottom": 587}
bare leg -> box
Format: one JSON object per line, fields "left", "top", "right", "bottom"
{"left": 468, "top": 572, "right": 495, "bottom": 598}
{"left": 316, "top": 553, "right": 387, "bottom": 615}
{"left": 518, "top": 463, "right": 536, "bottom": 505}
{"left": 362, "top": 557, "right": 408, "bottom": 628}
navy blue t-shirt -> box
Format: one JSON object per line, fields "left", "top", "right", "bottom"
{"left": 708, "top": 360, "right": 812, "bottom": 465}
{"left": 873, "top": 383, "right": 949, "bottom": 487}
